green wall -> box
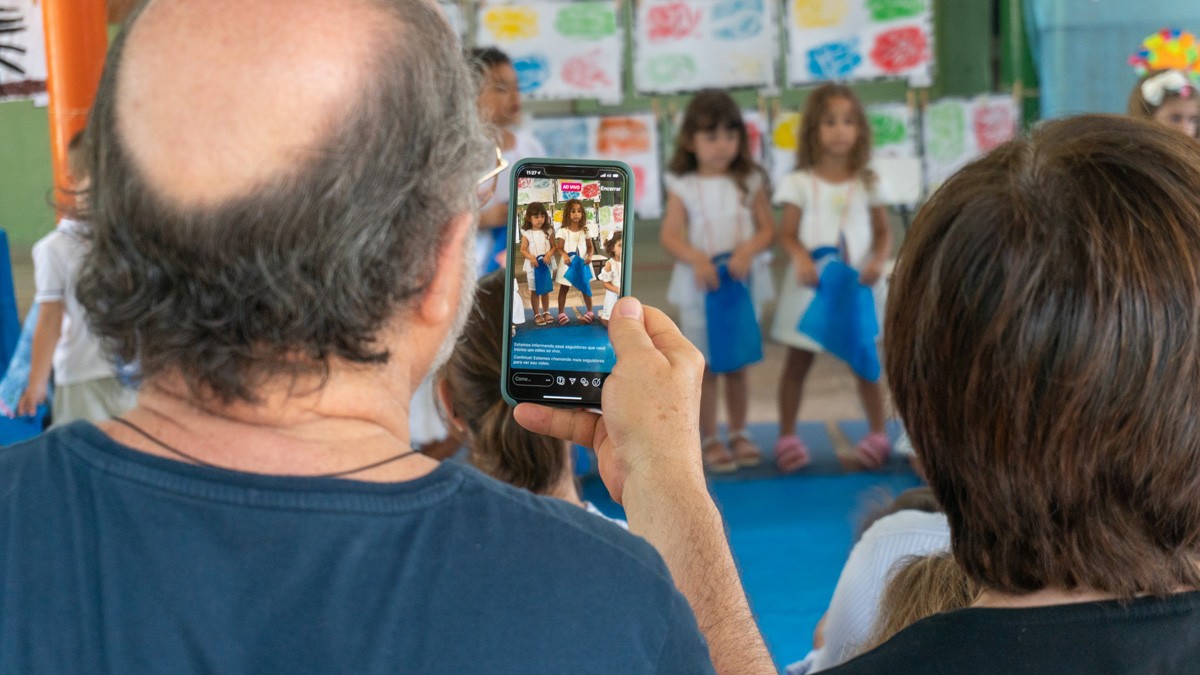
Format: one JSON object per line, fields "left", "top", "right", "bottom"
{"left": 0, "top": 99, "right": 55, "bottom": 248}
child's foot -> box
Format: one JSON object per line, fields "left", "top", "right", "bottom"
{"left": 540, "top": 312, "right": 553, "bottom": 326}
{"left": 578, "top": 309, "right": 594, "bottom": 324}
{"left": 557, "top": 312, "right": 570, "bottom": 325}
{"left": 728, "top": 429, "right": 762, "bottom": 467}
{"left": 702, "top": 435, "right": 737, "bottom": 474}
{"left": 774, "top": 434, "right": 810, "bottom": 473}
{"left": 854, "top": 432, "right": 891, "bottom": 470}
{"left": 534, "top": 313, "right": 547, "bottom": 326}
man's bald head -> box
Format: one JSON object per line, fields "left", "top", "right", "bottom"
{"left": 79, "top": 0, "right": 492, "bottom": 404}
{"left": 117, "top": 0, "right": 389, "bottom": 206}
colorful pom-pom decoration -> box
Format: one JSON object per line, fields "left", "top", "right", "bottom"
{"left": 1129, "top": 28, "right": 1200, "bottom": 80}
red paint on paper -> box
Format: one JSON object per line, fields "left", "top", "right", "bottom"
{"left": 647, "top": 2, "right": 702, "bottom": 41}
{"left": 869, "top": 27, "right": 929, "bottom": 73}
{"left": 598, "top": 118, "right": 652, "bottom": 154}
{"left": 562, "top": 50, "right": 614, "bottom": 90}
{"left": 582, "top": 183, "right": 601, "bottom": 199}
{"left": 972, "top": 102, "right": 1016, "bottom": 152}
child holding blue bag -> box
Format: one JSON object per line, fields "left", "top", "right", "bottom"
{"left": 519, "top": 202, "right": 557, "bottom": 326}
{"left": 770, "top": 84, "right": 892, "bottom": 473}
{"left": 661, "top": 91, "right": 775, "bottom": 474}
{"left": 554, "top": 199, "right": 596, "bottom": 325}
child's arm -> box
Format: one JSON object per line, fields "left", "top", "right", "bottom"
{"left": 16, "top": 301, "right": 64, "bottom": 417}
{"left": 585, "top": 238, "right": 594, "bottom": 264}
{"left": 519, "top": 236, "right": 538, "bottom": 266}
{"left": 729, "top": 185, "right": 777, "bottom": 280}
{"left": 600, "top": 261, "right": 620, "bottom": 294}
{"left": 859, "top": 205, "right": 891, "bottom": 285}
{"left": 660, "top": 192, "right": 719, "bottom": 290}
{"left": 555, "top": 235, "right": 569, "bottom": 264}
{"left": 778, "top": 203, "right": 819, "bottom": 286}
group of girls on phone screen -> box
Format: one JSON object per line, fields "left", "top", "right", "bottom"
{"left": 662, "top": 85, "right": 892, "bottom": 476}
{"left": 518, "top": 199, "right": 623, "bottom": 328}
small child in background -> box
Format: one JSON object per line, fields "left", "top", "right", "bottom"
{"left": 16, "top": 130, "right": 136, "bottom": 425}
{"left": 597, "top": 231, "right": 624, "bottom": 327}
{"left": 1127, "top": 69, "right": 1199, "bottom": 139}
{"left": 856, "top": 552, "right": 977, "bottom": 656}
{"left": 661, "top": 90, "right": 775, "bottom": 473}
{"left": 555, "top": 199, "right": 595, "bottom": 325}
{"left": 771, "top": 84, "right": 892, "bottom": 473}
{"left": 519, "top": 202, "right": 557, "bottom": 326}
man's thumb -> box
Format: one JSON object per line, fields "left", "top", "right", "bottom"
{"left": 607, "top": 297, "right": 655, "bottom": 357}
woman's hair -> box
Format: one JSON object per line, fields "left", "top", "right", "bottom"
{"left": 668, "top": 89, "right": 763, "bottom": 197}
{"left": 1127, "top": 69, "right": 1197, "bottom": 119}
{"left": 522, "top": 202, "right": 552, "bottom": 235}
{"left": 561, "top": 198, "right": 587, "bottom": 229}
{"left": 859, "top": 553, "right": 977, "bottom": 654}
{"left": 796, "top": 83, "right": 873, "bottom": 180}
{"left": 439, "top": 271, "right": 567, "bottom": 494}
{"left": 886, "top": 115, "right": 1200, "bottom": 598}
{"left": 603, "top": 230, "right": 623, "bottom": 259}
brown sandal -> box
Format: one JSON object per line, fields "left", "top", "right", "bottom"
{"left": 728, "top": 429, "right": 763, "bottom": 468}
{"left": 702, "top": 435, "right": 737, "bottom": 474}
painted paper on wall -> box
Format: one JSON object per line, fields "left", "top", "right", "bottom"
{"left": 787, "top": 0, "right": 934, "bottom": 86}
{"left": 0, "top": 2, "right": 48, "bottom": 103}
{"left": 635, "top": 0, "right": 777, "bottom": 94}
{"left": 476, "top": 2, "right": 623, "bottom": 102}
{"left": 923, "top": 95, "right": 1017, "bottom": 192}
{"left": 866, "top": 102, "right": 916, "bottom": 158}
{"left": 530, "top": 113, "right": 664, "bottom": 218}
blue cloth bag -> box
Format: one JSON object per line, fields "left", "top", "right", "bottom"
{"left": 533, "top": 255, "right": 554, "bottom": 295}
{"left": 797, "top": 254, "right": 881, "bottom": 382}
{"left": 705, "top": 253, "right": 763, "bottom": 374}
{"left": 564, "top": 252, "right": 592, "bottom": 298}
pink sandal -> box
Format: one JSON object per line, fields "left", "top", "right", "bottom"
{"left": 557, "top": 312, "right": 570, "bottom": 325}
{"left": 573, "top": 307, "right": 595, "bottom": 324}
{"left": 855, "top": 432, "right": 891, "bottom": 470}
{"left": 774, "top": 434, "right": 810, "bottom": 473}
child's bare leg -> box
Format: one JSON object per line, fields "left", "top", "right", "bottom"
{"left": 700, "top": 366, "right": 735, "bottom": 471}
{"left": 778, "top": 348, "right": 815, "bottom": 437}
{"left": 557, "top": 285, "right": 569, "bottom": 313}
{"left": 725, "top": 369, "right": 761, "bottom": 466}
{"left": 856, "top": 376, "right": 887, "bottom": 434}
{"left": 528, "top": 289, "right": 537, "bottom": 313}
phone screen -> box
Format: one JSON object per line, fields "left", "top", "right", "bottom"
{"left": 503, "top": 159, "right": 632, "bottom": 408}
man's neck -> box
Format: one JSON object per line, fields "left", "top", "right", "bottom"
{"left": 99, "top": 372, "right": 439, "bottom": 482}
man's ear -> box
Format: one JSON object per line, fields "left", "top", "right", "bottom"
{"left": 417, "top": 212, "right": 473, "bottom": 326}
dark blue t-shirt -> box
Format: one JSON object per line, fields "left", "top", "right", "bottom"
{"left": 0, "top": 423, "right": 713, "bottom": 673}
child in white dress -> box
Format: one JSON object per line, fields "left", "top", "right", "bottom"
{"left": 660, "top": 91, "right": 775, "bottom": 473}
{"left": 771, "top": 84, "right": 893, "bottom": 472}
{"left": 597, "top": 231, "right": 623, "bottom": 327}
{"left": 554, "top": 199, "right": 595, "bottom": 325}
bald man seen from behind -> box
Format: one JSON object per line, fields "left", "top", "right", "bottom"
{"left": 0, "top": 1, "right": 776, "bottom": 672}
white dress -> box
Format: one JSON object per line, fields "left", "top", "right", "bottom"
{"left": 597, "top": 258, "right": 622, "bottom": 320}
{"left": 520, "top": 228, "right": 555, "bottom": 289}
{"left": 555, "top": 226, "right": 592, "bottom": 286}
{"left": 770, "top": 171, "right": 886, "bottom": 352}
{"left": 663, "top": 172, "right": 775, "bottom": 359}
{"left": 474, "top": 130, "right": 545, "bottom": 276}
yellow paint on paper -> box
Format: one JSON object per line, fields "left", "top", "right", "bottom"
{"left": 773, "top": 113, "right": 802, "bottom": 150}
{"left": 482, "top": 7, "right": 539, "bottom": 42}
{"left": 793, "top": 0, "right": 848, "bottom": 29}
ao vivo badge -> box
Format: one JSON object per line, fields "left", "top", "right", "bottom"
{"left": 501, "top": 158, "right": 634, "bottom": 409}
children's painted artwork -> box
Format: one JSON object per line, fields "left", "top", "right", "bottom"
{"left": 476, "top": 1, "right": 623, "bottom": 103}
{"left": 922, "top": 94, "right": 1018, "bottom": 192}
{"left": 768, "top": 111, "right": 802, "bottom": 189}
{"left": 786, "top": 0, "right": 934, "bottom": 86}
{"left": 529, "top": 113, "right": 664, "bottom": 218}
{"left": 634, "top": 0, "right": 777, "bottom": 94}
{"left": 866, "top": 102, "right": 916, "bottom": 158}
{"left": 0, "top": 1, "right": 48, "bottom": 104}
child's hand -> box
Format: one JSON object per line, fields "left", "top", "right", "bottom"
{"left": 794, "top": 252, "right": 819, "bottom": 287}
{"left": 694, "top": 259, "right": 720, "bottom": 290}
{"left": 728, "top": 249, "right": 753, "bottom": 280}
{"left": 859, "top": 258, "right": 885, "bottom": 286}
{"left": 15, "top": 383, "right": 46, "bottom": 418}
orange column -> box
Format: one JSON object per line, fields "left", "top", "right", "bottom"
{"left": 41, "top": 0, "right": 109, "bottom": 204}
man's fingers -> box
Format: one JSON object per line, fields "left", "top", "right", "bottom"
{"left": 513, "top": 403, "right": 600, "bottom": 447}
{"left": 607, "top": 297, "right": 658, "bottom": 358}
{"left": 640, "top": 305, "right": 704, "bottom": 368}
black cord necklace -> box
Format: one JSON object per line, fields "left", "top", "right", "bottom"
{"left": 112, "top": 417, "right": 419, "bottom": 479}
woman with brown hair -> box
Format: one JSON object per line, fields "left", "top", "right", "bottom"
{"left": 827, "top": 114, "right": 1200, "bottom": 672}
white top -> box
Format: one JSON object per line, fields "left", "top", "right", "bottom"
{"left": 32, "top": 219, "right": 115, "bottom": 385}
{"left": 805, "top": 510, "right": 952, "bottom": 672}
{"left": 482, "top": 130, "right": 545, "bottom": 214}
{"left": 774, "top": 170, "right": 884, "bottom": 269}
{"left": 556, "top": 226, "right": 590, "bottom": 257}
{"left": 597, "top": 258, "right": 621, "bottom": 290}
{"left": 520, "top": 228, "right": 555, "bottom": 272}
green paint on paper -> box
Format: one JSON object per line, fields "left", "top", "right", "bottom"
{"left": 869, "top": 112, "right": 907, "bottom": 146}
{"left": 926, "top": 101, "right": 965, "bottom": 163}
{"left": 556, "top": 3, "right": 617, "bottom": 38}
{"left": 866, "top": 0, "right": 926, "bottom": 22}
{"left": 643, "top": 54, "right": 696, "bottom": 87}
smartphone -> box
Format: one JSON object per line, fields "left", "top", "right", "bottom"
{"left": 501, "top": 158, "right": 634, "bottom": 409}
